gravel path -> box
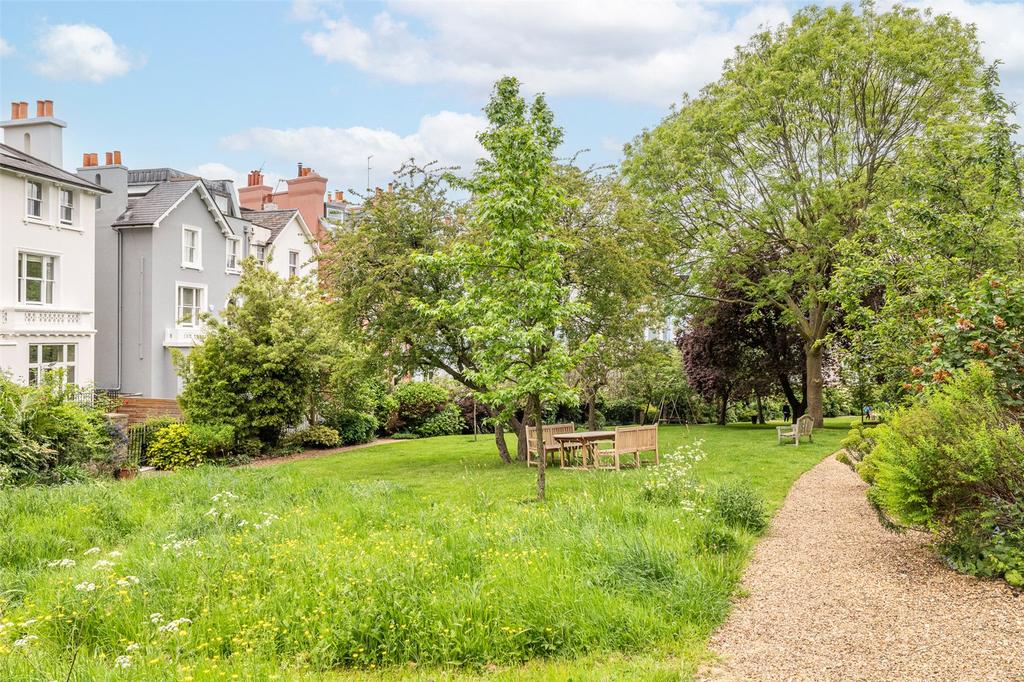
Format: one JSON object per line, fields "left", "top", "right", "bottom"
{"left": 702, "top": 454, "right": 1024, "bottom": 682}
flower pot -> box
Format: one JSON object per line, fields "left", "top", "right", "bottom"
{"left": 115, "top": 468, "right": 138, "bottom": 480}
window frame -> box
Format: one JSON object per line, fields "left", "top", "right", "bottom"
{"left": 175, "top": 283, "right": 206, "bottom": 328}
{"left": 26, "top": 180, "right": 43, "bottom": 219}
{"left": 225, "top": 237, "right": 241, "bottom": 273}
{"left": 59, "top": 188, "right": 74, "bottom": 225}
{"left": 288, "top": 250, "right": 300, "bottom": 277}
{"left": 27, "top": 343, "right": 77, "bottom": 387}
{"left": 181, "top": 225, "right": 202, "bottom": 270}
{"left": 17, "top": 251, "right": 56, "bottom": 306}
{"left": 253, "top": 244, "right": 266, "bottom": 267}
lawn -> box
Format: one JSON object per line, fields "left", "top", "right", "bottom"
{"left": 0, "top": 420, "right": 853, "bottom": 681}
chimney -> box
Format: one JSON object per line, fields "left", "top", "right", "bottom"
{"left": 387, "top": 182, "right": 394, "bottom": 193}
{"left": 375, "top": 186, "right": 382, "bottom": 199}
{"left": 36, "top": 100, "right": 46, "bottom": 117}
{"left": 82, "top": 153, "right": 96, "bottom": 167}
{"left": 10, "top": 101, "right": 28, "bottom": 119}
{"left": 333, "top": 190, "right": 344, "bottom": 202}
{"left": 82, "top": 153, "right": 91, "bottom": 167}
{"left": 113, "top": 150, "right": 122, "bottom": 165}
{"left": 105, "top": 152, "right": 114, "bottom": 165}
{"left": 297, "top": 162, "right": 303, "bottom": 177}
{"left": 44, "top": 100, "right": 54, "bottom": 117}
{"left": 91, "top": 153, "right": 99, "bottom": 166}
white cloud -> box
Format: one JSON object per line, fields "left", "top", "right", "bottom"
{"left": 188, "top": 163, "right": 284, "bottom": 193}
{"left": 218, "top": 110, "right": 486, "bottom": 194}
{"left": 0, "top": 37, "right": 13, "bottom": 57}
{"left": 300, "top": 0, "right": 791, "bottom": 105}
{"left": 34, "top": 24, "right": 141, "bottom": 83}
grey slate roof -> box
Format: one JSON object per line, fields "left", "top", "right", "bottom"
{"left": 0, "top": 143, "right": 110, "bottom": 193}
{"left": 240, "top": 208, "right": 297, "bottom": 244}
{"left": 128, "top": 168, "right": 233, "bottom": 198}
{"left": 112, "top": 178, "right": 200, "bottom": 227}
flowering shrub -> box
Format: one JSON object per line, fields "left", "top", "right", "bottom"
{"left": 911, "top": 275, "right": 1024, "bottom": 416}
{"left": 864, "top": 364, "right": 1024, "bottom": 586}
{"left": 146, "top": 423, "right": 204, "bottom": 470}
{"left": 640, "top": 440, "right": 707, "bottom": 506}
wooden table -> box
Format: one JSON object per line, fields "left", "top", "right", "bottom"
{"left": 553, "top": 430, "right": 615, "bottom": 469}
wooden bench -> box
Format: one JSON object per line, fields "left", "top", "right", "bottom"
{"left": 525, "top": 422, "right": 575, "bottom": 467}
{"left": 593, "top": 424, "right": 659, "bottom": 470}
{"left": 777, "top": 414, "right": 814, "bottom": 445}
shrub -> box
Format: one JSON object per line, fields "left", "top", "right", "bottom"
{"left": 233, "top": 437, "right": 263, "bottom": 462}
{"left": 694, "top": 524, "right": 739, "bottom": 554}
{"left": 325, "top": 409, "right": 378, "bottom": 445}
{"left": 127, "top": 416, "right": 179, "bottom": 466}
{"left": 711, "top": 481, "right": 767, "bottom": 533}
{"left": 286, "top": 425, "right": 342, "bottom": 449}
{"left": 147, "top": 423, "right": 204, "bottom": 470}
{"left": 863, "top": 364, "right": 1024, "bottom": 586}
{"left": 604, "top": 398, "right": 641, "bottom": 425}
{"left": 414, "top": 403, "right": 465, "bottom": 438}
{"left": 188, "top": 423, "right": 235, "bottom": 462}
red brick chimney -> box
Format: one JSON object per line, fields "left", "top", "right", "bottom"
{"left": 10, "top": 101, "right": 29, "bottom": 119}
{"left": 238, "top": 169, "right": 271, "bottom": 210}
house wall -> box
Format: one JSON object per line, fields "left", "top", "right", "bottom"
{"left": 266, "top": 215, "right": 318, "bottom": 281}
{"left": 146, "top": 191, "right": 240, "bottom": 398}
{"left": 0, "top": 168, "right": 98, "bottom": 386}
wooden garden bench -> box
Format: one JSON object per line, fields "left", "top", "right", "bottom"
{"left": 777, "top": 414, "right": 814, "bottom": 445}
{"left": 593, "top": 424, "right": 659, "bottom": 470}
{"left": 525, "top": 422, "right": 575, "bottom": 467}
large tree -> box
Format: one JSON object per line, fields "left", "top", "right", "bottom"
{"left": 424, "top": 77, "right": 590, "bottom": 501}
{"left": 625, "top": 2, "right": 990, "bottom": 425}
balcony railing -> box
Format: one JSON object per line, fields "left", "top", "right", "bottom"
{"left": 0, "top": 307, "right": 94, "bottom": 334}
{"left": 163, "top": 326, "right": 205, "bottom": 347}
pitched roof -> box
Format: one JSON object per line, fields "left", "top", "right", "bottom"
{"left": 127, "top": 167, "right": 234, "bottom": 200}
{"left": 240, "top": 208, "right": 298, "bottom": 244}
{"left": 113, "top": 179, "right": 198, "bottom": 227}
{"left": 0, "top": 143, "right": 110, "bottom": 193}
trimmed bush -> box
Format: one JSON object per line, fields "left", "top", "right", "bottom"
{"left": 286, "top": 425, "right": 342, "bottom": 449}
{"left": 414, "top": 403, "right": 465, "bottom": 438}
{"left": 147, "top": 423, "right": 204, "bottom": 470}
{"left": 326, "top": 409, "right": 378, "bottom": 445}
{"left": 863, "top": 364, "right": 1024, "bottom": 586}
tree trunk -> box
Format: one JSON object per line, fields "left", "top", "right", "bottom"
{"left": 755, "top": 393, "right": 765, "bottom": 424}
{"left": 586, "top": 393, "right": 597, "bottom": 431}
{"left": 532, "top": 393, "right": 546, "bottom": 502}
{"left": 507, "top": 413, "right": 528, "bottom": 461}
{"left": 716, "top": 389, "right": 730, "bottom": 425}
{"left": 805, "top": 342, "right": 824, "bottom": 427}
{"left": 493, "top": 422, "right": 512, "bottom": 464}
{"left": 778, "top": 374, "right": 801, "bottom": 423}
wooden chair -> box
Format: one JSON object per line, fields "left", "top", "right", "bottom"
{"left": 525, "top": 422, "right": 575, "bottom": 467}
{"left": 777, "top": 414, "right": 814, "bottom": 445}
{"left": 593, "top": 425, "right": 659, "bottom": 470}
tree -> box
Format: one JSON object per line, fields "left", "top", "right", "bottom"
{"left": 625, "top": 2, "right": 990, "bottom": 426}
{"left": 424, "top": 76, "right": 590, "bottom": 501}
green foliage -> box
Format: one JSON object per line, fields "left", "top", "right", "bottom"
{"left": 325, "top": 409, "right": 378, "bottom": 446}
{"left": 864, "top": 365, "right": 1024, "bottom": 586}
{"left": 187, "top": 423, "right": 235, "bottom": 462}
{"left": 392, "top": 380, "right": 448, "bottom": 426}
{"left": 0, "top": 375, "right": 113, "bottom": 485}
{"left": 694, "top": 524, "right": 739, "bottom": 554}
{"left": 127, "top": 416, "right": 179, "bottom": 467}
{"left": 286, "top": 425, "right": 342, "bottom": 449}
{"left": 711, "top": 482, "right": 768, "bottom": 534}
{"left": 146, "top": 423, "right": 204, "bottom": 471}
{"left": 414, "top": 403, "right": 465, "bottom": 438}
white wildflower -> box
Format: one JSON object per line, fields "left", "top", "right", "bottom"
{"left": 20, "top": 618, "right": 38, "bottom": 627}
{"left": 237, "top": 519, "right": 248, "bottom": 527}
{"left": 116, "top": 575, "right": 140, "bottom": 587}
{"left": 211, "top": 490, "right": 238, "bottom": 502}
{"left": 158, "top": 617, "right": 192, "bottom": 633}
{"left": 125, "top": 642, "right": 140, "bottom": 652}
{"left": 114, "top": 655, "right": 132, "bottom": 669}
{"left": 107, "top": 550, "right": 122, "bottom": 558}
{"left": 13, "top": 635, "right": 38, "bottom": 648}
{"left": 47, "top": 558, "right": 76, "bottom": 568}
{"left": 92, "top": 559, "right": 115, "bottom": 570}
{"left": 148, "top": 613, "right": 164, "bottom": 625}
{"left": 83, "top": 547, "right": 101, "bottom": 555}
{"left": 74, "top": 581, "right": 96, "bottom": 592}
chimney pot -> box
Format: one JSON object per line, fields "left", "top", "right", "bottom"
{"left": 297, "top": 162, "right": 303, "bottom": 177}
{"left": 113, "top": 150, "right": 122, "bottom": 164}
{"left": 44, "top": 100, "right": 53, "bottom": 117}
{"left": 10, "top": 102, "right": 19, "bottom": 119}
{"left": 18, "top": 101, "right": 29, "bottom": 119}
{"left": 91, "top": 153, "right": 99, "bottom": 166}
{"left": 387, "top": 182, "right": 394, "bottom": 193}
{"left": 105, "top": 152, "right": 114, "bottom": 165}
{"left": 82, "top": 153, "right": 90, "bottom": 167}
{"left": 36, "top": 100, "right": 46, "bottom": 117}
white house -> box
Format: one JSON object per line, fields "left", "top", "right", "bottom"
{"left": 240, "top": 208, "right": 319, "bottom": 280}
{"left": 0, "top": 101, "right": 108, "bottom": 387}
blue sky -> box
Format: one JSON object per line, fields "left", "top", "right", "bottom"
{"left": 2, "top": 1, "right": 1022, "bottom": 195}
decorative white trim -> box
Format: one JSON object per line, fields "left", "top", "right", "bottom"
{"left": 152, "top": 180, "right": 234, "bottom": 236}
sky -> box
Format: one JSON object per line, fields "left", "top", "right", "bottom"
{"left": 1, "top": 0, "right": 1023, "bottom": 197}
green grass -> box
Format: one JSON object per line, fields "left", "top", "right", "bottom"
{"left": 0, "top": 419, "right": 853, "bottom": 681}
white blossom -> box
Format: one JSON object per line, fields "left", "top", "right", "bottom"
{"left": 148, "top": 613, "right": 164, "bottom": 625}
{"left": 74, "top": 581, "right": 97, "bottom": 592}
{"left": 83, "top": 547, "right": 101, "bottom": 555}
{"left": 114, "top": 655, "right": 132, "bottom": 669}
{"left": 158, "top": 617, "right": 192, "bottom": 632}
{"left": 46, "top": 558, "right": 76, "bottom": 568}
{"left": 92, "top": 559, "right": 115, "bottom": 570}
{"left": 116, "top": 575, "right": 140, "bottom": 587}
{"left": 13, "top": 635, "right": 38, "bottom": 647}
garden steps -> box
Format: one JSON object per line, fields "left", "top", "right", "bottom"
{"left": 701, "top": 454, "right": 1024, "bottom": 681}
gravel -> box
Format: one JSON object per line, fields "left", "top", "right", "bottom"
{"left": 701, "top": 455, "right": 1024, "bottom": 682}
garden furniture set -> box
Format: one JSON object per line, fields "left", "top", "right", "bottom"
{"left": 526, "top": 423, "right": 659, "bottom": 471}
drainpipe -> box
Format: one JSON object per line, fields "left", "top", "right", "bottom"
{"left": 116, "top": 229, "right": 123, "bottom": 390}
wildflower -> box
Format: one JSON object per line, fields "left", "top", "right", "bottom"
{"left": 115, "top": 655, "right": 132, "bottom": 669}
{"left": 74, "top": 582, "right": 97, "bottom": 592}
{"left": 910, "top": 365, "right": 924, "bottom": 377}
{"left": 92, "top": 559, "right": 115, "bottom": 570}
{"left": 993, "top": 315, "right": 1007, "bottom": 329}
{"left": 126, "top": 642, "right": 141, "bottom": 652}
{"left": 116, "top": 576, "right": 140, "bottom": 587}
{"left": 107, "top": 550, "right": 123, "bottom": 558}
{"left": 237, "top": 520, "right": 248, "bottom": 528}
{"left": 149, "top": 613, "right": 164, "bottom": 625}
{"left": 47, "top": 558, "right": 76, "bottom": 568}
{"left": 13, "top": 635, "right": 38, "bottom": 648}
{"left": 956, "top": 318, "right": 974, "bottom": 331}
{"left": 932, "top": 369, "right": 951, "bottom": 382}
{"left": 83, "top": 547, "right": 101, "bottom": 556}
{"left": 158, "top": 617, "right": 192, "bottom": 633}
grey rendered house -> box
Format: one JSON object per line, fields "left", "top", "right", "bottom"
{"left": 80, "top": 161, "right": 246, "bottom": 399}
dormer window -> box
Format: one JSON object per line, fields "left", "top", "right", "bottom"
{"left": 59, "top": 189, "right": 74, "bottom": 225}
{"left": 26, "top": 180, "right": 43, "bottom": 218}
